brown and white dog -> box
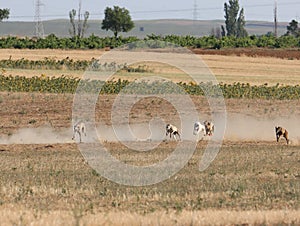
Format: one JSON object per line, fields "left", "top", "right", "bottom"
{"left": 166, "top": 124, "right": 181, "bottom": 140}
{"left": 275, "top": 126, "right": 289, "bottom": 145}
{"left": 204, "top": 120, "right": 215, "bottom": 136}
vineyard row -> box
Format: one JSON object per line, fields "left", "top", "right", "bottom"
{"left": 0, "top": 58, "right": 145, "bottom": 72}
{"left": 0, "top": 34, "right": 300, "bottom": 49}
{"left": 1, "top": 75, "right": 300, "bottom": 100}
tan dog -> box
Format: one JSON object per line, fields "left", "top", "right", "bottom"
{"left": 275, "top": 126, "right": 289, "bottom": 145}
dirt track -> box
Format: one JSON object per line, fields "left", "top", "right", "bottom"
{"left": 1, "top": 93, "right": 300, "bottom": 144}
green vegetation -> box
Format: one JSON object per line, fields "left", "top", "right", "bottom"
{"left": 1, "top": 74, "right": 300, "bottom": 100}
{"left": 223, "top": 0, "right": 248, "bottom": 38}
{"left": 0, "top": 34, "right": 299, "bottom": 49}
{"left": 0, "top": 8, "right": 9, "bottom": 22}
{"left": 0, "top": 34, "right": 139, "bottom": 49}
{"left": 102, "top": 6, "right": 134, "bottom": 38}
{"left": 0, "top": 57, "right": 119, "bottom": 71}
{"left": 0, "top": 58, "right": 150, "bottom": 73}
{"left": 286, "top": 19, "right": 300, "bottom": 37}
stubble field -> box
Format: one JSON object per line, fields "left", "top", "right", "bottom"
{"left": 0, "top": 48, "right": 299, "bottom": 225}
{"left": 1, "top": 48, "right": 300, "bottom": 85}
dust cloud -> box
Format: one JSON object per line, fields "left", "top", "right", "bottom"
{"left": 224, "top": 113, "right": 300, "bottom": 145}
{"left": 0, "top": 126, "right": 74, "bottom": 144}
{"left": 0, "top": 113, "right": 299, "bottom": 145}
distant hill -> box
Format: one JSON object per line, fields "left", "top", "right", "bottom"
{"left": 0, "top": 19, "right": 288, "bottom": 38}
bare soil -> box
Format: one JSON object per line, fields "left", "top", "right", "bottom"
{"left": 192, "top": 48, "right": 300, "bottom": 59}
{"left": 1, "top": 92, "right": 300, "bottom": 135}
{"left": 1, "top": 48, "right": 299, "bottom": 60}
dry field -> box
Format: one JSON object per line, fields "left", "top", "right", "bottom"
{"left": 0, "top": 141, "right": 299, "bottom": 225}
{"left": 1, "top": 48, "right": 300, "bottom": 85}
{"left": 0, "top": 92, "right": 299, "bottom": 225}
{"left": 0, "top": 48, "right": 299, "bottom": 225}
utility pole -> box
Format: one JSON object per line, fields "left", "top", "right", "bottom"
{"left": 34, "top": 0, "right": 44, "bottom": 38}
{"left": 193, "top": 0, "right": 198, "bottom": 23}
{"left": 274, "top": 0, "right": 278, "bottom": 37}
{"left": 78, "top": 0, "right": 82, "bottom": 37}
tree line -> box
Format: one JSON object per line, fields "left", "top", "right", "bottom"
{"left": 0, "top": 34, "right": 299, "bottom": 49}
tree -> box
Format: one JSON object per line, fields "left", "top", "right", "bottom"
{"left": 223, "top": 0, "right": 247, "bottom": 37}
{"left": 236, "top": 8, "right": 248, "bottom": 38}
{"left": 101, "top": 6, "right": 134, "bottom": 38}
{"left": 69, "top": 2, "right": 89, "bottom": 38}
{"left": 286, "top": 19, "right": 300, "bottom": 37}
{"left": 0, "top": 8, "right": 9, "bottom": 21}
{"left": 221, "top": 25, "right": 226, "bottom": 37}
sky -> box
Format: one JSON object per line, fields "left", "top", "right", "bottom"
{"left": 0, "top": 0, "right": 299, "bottom": 22}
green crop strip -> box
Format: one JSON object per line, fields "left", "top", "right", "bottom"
{"left": 0, "top": 58, "right": 149, "bottom": 72}
{"left": 0, "top": 34, "right": 300, "bottom": 49}
{"left": 0, "top": 74, "right": 300, "bottom": 99}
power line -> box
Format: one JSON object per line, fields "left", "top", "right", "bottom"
{"left": 7, "top": 1, "right": 300, "bottom": 20}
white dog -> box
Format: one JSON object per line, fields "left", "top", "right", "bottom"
{"left": 193, "top": 121, "right": 215, "bottom": 137}
{"left": 193, "top": 121, "right": 206, "bottom": 136}
{"left": 72, "top": 122, "right": 86, "bottom": 143}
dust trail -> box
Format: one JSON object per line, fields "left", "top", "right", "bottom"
{"left": 0, "top": 113, "right": 299, "bottom": 145}
{"left": 0, "top": 127, "right": 74, "bottom": 144}
{"left": 224, "top": 113, "right": 300, "bottom": 145}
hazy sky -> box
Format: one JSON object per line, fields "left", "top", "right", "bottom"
{"left": 0, "top": 0, "right": 299, "bottom": 22}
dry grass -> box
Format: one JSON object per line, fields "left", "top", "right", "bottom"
{"left": 201, "top": 54, "right": 300, "bottom": 85}
{"left": 0, "top": 142, "right": 299, "bottom": 224}
{"left": 1, "top": 208, "right": 299, "bottom": 226}
{"left": 1, "top": 49, "right": 300, "bottom": 85}
{"left": 0, "top": 49, "right": 105, "bottom": 61}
